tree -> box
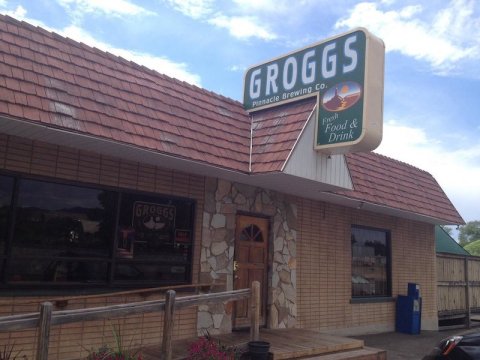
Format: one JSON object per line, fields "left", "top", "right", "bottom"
{"left": 459, "top": 221, "right": 480, "bottom": 246}
{"left": 464, "top": 239, "right": 480, "bottom": 256}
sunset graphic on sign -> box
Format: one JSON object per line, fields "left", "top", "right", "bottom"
{"left": 322, "top": 81, "right": 362, "bottom": 112}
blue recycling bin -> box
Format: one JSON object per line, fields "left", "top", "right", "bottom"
{"left": 396, "top": 283, "right": 421, "bottom": 334}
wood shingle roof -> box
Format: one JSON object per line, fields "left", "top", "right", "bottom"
{"left": 342, "top": 152, "right": 464, "bottom": 224}
{"left": 0, "top": 14, "right": 464, "bottom": 224}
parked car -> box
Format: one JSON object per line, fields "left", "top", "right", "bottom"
{"left": 423, "top": 332, "right": 480, "bottom": 359}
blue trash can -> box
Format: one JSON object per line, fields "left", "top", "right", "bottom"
{"left": 396, "top": 283, "right": 421, "bottom": 334}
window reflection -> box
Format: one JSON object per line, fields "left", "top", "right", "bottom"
{"left": 0, "top": 175, "right": 14, "bottom": 255}
{"left": 10, "top": 179, "right": 116, "bottom": 284}
{"left": 115, "top": 193, "right": 194, "bottom": 284}
{"left": 351, "top": 226, "right": 390, "bottom": 297}
{"left": 9, "top": 259, "right": 108, "bottom": 283}
{"left": 0, "top": 174, "right": 195, "bottom": 289}
{"left": 13, "top": 179, "right": 115, "bottom": 259}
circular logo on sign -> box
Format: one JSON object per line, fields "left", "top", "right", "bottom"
{"left": 322, "top": 81, "right": 362, "bottom": 112}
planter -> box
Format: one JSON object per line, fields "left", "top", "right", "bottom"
{"left": 248, "top": 341, "right": 270, "bottom": 360}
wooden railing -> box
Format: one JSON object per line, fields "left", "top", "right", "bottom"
{"left": 0, "top": 282, "right": 224, "bottom": 307}
{"left": 0, "top": 281, "right": 261, "bottom": 360}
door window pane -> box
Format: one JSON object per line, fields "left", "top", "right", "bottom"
{"left": 239, "top": 224, "right": 263, "bottom": 242}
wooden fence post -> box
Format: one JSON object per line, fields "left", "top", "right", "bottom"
{"left": 36, "top": 302, "right": 53, "bottom": 360}
{"left": 161, "top": 290, "right": 176, "bottom": 360}
{"left": 250, "top": 281, "right": 260, "bottom": 341}
{"left": 465, "top": 256, "right": 471, "bottom": 328}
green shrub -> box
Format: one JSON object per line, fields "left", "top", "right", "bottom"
{"left": 86, "top": 326, "right": 142, "bottom": 360}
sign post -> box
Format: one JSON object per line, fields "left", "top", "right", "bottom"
{"left": 243, "top": 28, "right": 384, "bottom": 154}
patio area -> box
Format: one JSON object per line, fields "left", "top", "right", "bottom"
{"left": 141, "top": 328, "right": 386, "bottom": 360}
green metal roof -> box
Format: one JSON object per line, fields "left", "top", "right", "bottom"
{"left": 435, "top": 226, "right": 470, "bottom": 255}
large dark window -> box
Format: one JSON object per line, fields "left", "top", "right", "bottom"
{"left": 0, "top": 174, "right": 195, "bottom": 292}
{"left": 351, "top": 225, "right": 391, "bottom": 298}
{"left": 0, "top": 175, "right": 14, "bottom": 256}
{"left": 10, "top": 179, "right": 116, "bottom": 284}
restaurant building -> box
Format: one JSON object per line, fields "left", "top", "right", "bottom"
{"left": 0, "top": 15, "right": 464, "bottom": 359}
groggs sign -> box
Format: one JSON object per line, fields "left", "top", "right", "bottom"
{"left": 243, "top": 28, "right": 385, "bottom": 154}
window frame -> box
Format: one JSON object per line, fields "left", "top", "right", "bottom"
{"left": 0, "top": 171, "right": 196, "bottom": 294}
{"left": 351, "top": 224, "right": 392, "bottom": 299}
{"left": 0, "top": 174, "right": 16, "bottom": 284}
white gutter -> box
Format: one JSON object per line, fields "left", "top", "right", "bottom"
{"left": 249, "top": 114, "right": 253, "bottom": 173}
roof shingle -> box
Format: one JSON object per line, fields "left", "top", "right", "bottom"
{"left": 251, "top": 98, "right": 316, "bottom": 173}
{"left": 0, "top": 15, "right": 464, "bottom": 224}
{"left": 0, "top": 15, "right": 251, "bottom": 172}
{"left": 339, "top": 152, "right": 464, "bottom": 224}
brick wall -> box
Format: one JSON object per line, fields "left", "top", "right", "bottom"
{"left": 0, "top": 133, "right": 203, "bottom": 359}
{"left": 0, "top": 131, "right": 440, "bottom": 357}
{"left": 296, "top": 198, "right": 437, "bottom": 334}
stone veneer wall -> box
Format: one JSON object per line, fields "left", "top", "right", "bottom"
{"left": 198, "top": 178, "right": 298, "bottom": 334}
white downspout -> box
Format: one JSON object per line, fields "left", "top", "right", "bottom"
{"left": 249, "top": 114, "right": 253, "bottom": 173}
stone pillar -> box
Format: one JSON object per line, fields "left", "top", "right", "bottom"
{"left": 197, "top": 177, "right": 297, "bottom": 334}
{"left": 269, "top": 202, "right": 297, "bottom": 329}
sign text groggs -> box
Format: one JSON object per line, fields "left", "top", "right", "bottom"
{"left": 244, "top": 33, "right": 360, "bottom": 111}
{"left": 242, "top": 28, "right": 385, "bottom": 154}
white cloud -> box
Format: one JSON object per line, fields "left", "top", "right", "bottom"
{"left": 1, "top": 4, "right": 27, "bottom": 18}
{"left": 164, "top": 0, "right": 213, "bottom": 19}
{"left": 56, "top": 0, "right": 154, "bottom": 18}
{"left": 208, "top": 14, "right": 277, "bottom": 41}
{"left": 163, "top": 0, "right": 277, "bottom": 41}
{"left": 62, "top": 26, "right": 201, "bottom": 85}
{"left": 376, "top": 120, "right": 480, "bottom": 222}
{"left": 233, "top": 0, "right": 318, "bottom": 14}
{"left": 335, "top": 0, "right": 480, "bottom": 73}
{"left": 232, "top": 0, "right": 290, "bottom": 13}
{"left": 229, "top": 65, "right": 246, "bottom": 72}
{"left": 0, "top": 7, "right": 201, "bottom": 85}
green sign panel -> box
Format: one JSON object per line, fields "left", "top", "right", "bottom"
{"left": 243, "top": 28, "right": 384, "bottom": 154}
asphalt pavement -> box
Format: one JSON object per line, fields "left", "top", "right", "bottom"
{"left": 354, "top": 328, "right": 478, "bottom": 360}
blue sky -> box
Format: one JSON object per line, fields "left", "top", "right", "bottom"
{"left": 1, "top": 0, "right": 479, "bottom": 227}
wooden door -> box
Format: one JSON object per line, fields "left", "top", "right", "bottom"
{"left": 233, "top": 215, "right": 269, "bottom": 329}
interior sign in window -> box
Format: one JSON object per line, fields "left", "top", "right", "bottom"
{"left": 243, "top": 28, "right": 385, "bottom": 154}
{"left": 132, "top": 202, "right": 176, "bottom": 241}
{"left": 175, "top": 229, "right": 191, "bottom": 244}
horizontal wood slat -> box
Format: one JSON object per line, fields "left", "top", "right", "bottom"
{"left": 0, "top": 282, "right": 259, "bottom": 360}
{"left": 0, "top": 288, "right": 251, "bottom": 331}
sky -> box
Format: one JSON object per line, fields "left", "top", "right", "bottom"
{"left": 1, "top": 0, "right": 479, "bottom": 229}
